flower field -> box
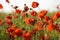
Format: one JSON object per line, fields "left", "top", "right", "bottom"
{"left": 0, "top": 11, "right": 60, "bottom": 40}
{"left": 0, "top": 1, "right": 60, "bottom": 40}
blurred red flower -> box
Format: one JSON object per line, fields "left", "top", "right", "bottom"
{"left": 52, "top": 12, "right": 59, "bottom": 21}
{"left": 24, "top": 18, "right": 34, "bottom": 25}
{"left": 0, "top": 20, "right": 4, "bottom": 25}
{"left": 15, "top": 9, "right": 21, "bottom": 14}
{"left": 38, "top": 10, "right": 47, "bottom": 18}
{"left": 31, "top": 29, "right": 37, "bottom": 35}
{"left": 0, "top": 4, "right": 3, "bottom": 9}
{"left": 5, "top": 15, "right": 12, "bottom": 21}
{"left": 6, "top": 28, "right": 14, "bottom": 33}
{"left": 57, "top": 11, "right": 60, "bottom": 17}
{"left": 46, "top": 23, "right": 54, "bottom": 31}
{"left": 30, "top": 10, "right": 37, "bottom": 16}
{"left": 22, "top": 31, "right": 32, "bottom": 40}
{"left": 35, "top": 21, "right": 44, "bottom": 31}
{"left": 32, "top": 2, "right": 39, "bottom": 8}
{"left": 43, "top": 16, "right": 50, "bottom": 24}
{"left": 15, "top": 28, "right": 22, "bottom": 36}
{"left": 24, "top": 6, "right": 29, "bottom": 12}
{"left": 6, "top": 20, "right": 13, "bottom": 26}
{"left": 11, "top": 25, "right": 17, "bottom": 29}
{"left": 6, "top": 27, "right": 17, "bottom": 38}
{"left": 6, "top": 0, "right": 10, "bottom": 3}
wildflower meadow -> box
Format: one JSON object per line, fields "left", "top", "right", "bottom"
{"left": 0, "top": 0, "right": 60, "bottom": 40}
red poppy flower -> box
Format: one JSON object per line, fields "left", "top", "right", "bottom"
{"left": 38, "top": 10, "right": 47, "bottom": 18}
{"left": 15, "top": 29, "right": 22, "bottom": 36}
{"left": 11, "top": 32, "right": 17, "bottom": 38}
{"left": 6, "top": 0, "right": 10, "bottom": 3}
{"left": 32, "top": 2, "right": 39, "bottom": 8}
{"left": 6, "top": 27, "right": 17, "bottom": 37}
{"left": 31, "top": 29, "right": 37, "bottom": 35}
{"left": 6, "top": 20, "right": 13, "bottom": 26}
{"left": 43, "top": 16, "right": 50, "bottom": 23}
{"left": 46, "top": 19, "right": 53, "bottom": 25}
{"left": 52, "top": 13, "right": 59, "bottom": 21}
{"left": 24, "top": 18, "right": 34, "bottom": 25}
{"left": 46, "top": 24, "right": 54, "bottom": 31}
{"left": 56, "top": 25, "right": 60, "bottom": 31}
{"left": 22, "top": 31, "right": 32, "bottom": 40}
{"left": 0, "top": 4, "right": 3, "bottom": 9}
{"left": 6, "top": 28, "right": 14, "bottom": 33}
{"left": 57, "top": 11, "right": 60, "bottom": 17}
{"left": 30, "top": 10, "right": 37, "bottom": 16}
{"left": 0, "top": 20, "right": 4, "bottom": 25}
{"left": 15, "top": 9, "right": 21, "bottom": 14}
{"left": 24, "top": 6, "right": 29, "bottom": 12}
{"left": 11, "top": 25, "right": 17, "bottom": 30}
{"left": 5, "top": 15, "right": 12, "bottom": 21}
{"left": 35, "top": 21, "right": 44, "bottom": 31}
{"left": 37, "top": 21, "right": 44, "bottom": 27}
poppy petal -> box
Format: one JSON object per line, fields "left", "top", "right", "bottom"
{"left": 0, "top": 4, "right": 3, "bottom": 9}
